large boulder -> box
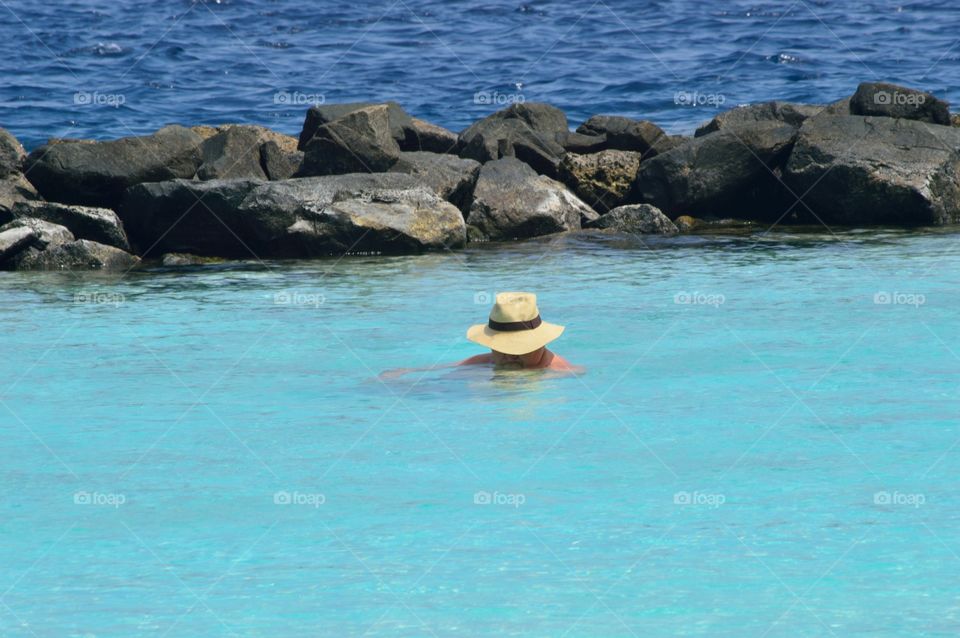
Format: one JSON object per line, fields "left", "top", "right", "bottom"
{"left": 575, "top": 115, "right": 678, "bottom": 157}
{"left": 12, "top": 239, "right": 139, "bottom": 271}
{"left": 458, "top": 103, "right": 569, "bottom": 178}
{"left": 22, "top": 125, "right": 203, "bottom": 208}
{"left": 8, "top": 201, "right": 130, "bottom": 250}
{"left": 298, "top": 105, "right": 401, "bottom": 176}
{"left": 784, "top": 115, "right": 960, "bottom": 225}
{"left": 0, "top": 226, "right": 36, "bottom": 263}
{"left": 0, "top": 128, "right": 26, "bottom": 178}
{"left": 196, "top": 125, "right": 299, "bottom": 180}
{"left": 404, "top": 117, "right": 459, "bottom": 153}
{"left": 694, "top": 101, "right": 823, "bottom": 137}
{"left": 0, "top": 174, "right": 42, "bottom": 217}
{"left": 388, "top": 152, "right": 480, "bottom": 214}
{"left": 849, "top": 82, "right": 950, "bottom": 125}
{"left": 0, "top": 217, "right": 75, "bottom": 248}
{"left": 632, "top": 122, "right": 798, "bottom": 218}
{"left": 587, "top": 204, "right": 678, "bottom": 234}
{"left": 297, "top": 101, "right": 413, "bottom": 151}
{"left": 466, "top": 157, "right": 595, "bottom": 241}
{"left": 559, "top": 150, "right": 642, "bottom": 213}
{"left": 119, "top": 174, "right": 466, "bottom": 257}
{"left": 260, "top": 141, "right": 303, "bottom": 180}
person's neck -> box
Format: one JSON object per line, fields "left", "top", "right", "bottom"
{"left": 526, "top": 348, "right": 551, "bottom": 368}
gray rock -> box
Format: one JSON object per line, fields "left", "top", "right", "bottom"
{"left": 784, "top": 115, "right": 960, "bottom": 225}
{"left": 458, "top": 103, "right": 569, "bottom": 178}
{"left": 575, "top": 115, "right": 672, "bottom": 157}
{"left": 119, "top": 173, "right": 465, "bottom": 257}
{"left": 588, "top": 204, "right": 678, "bottom": 234}
{"left": 695, "top": 101, "right": 823, "bottom": 137}
{"left": 559, "top": 149, "right": 642, "bottom": 213}
{"left": 0, "top": 128, "right": 26, "bottom": 178}
{"left": 556, "top": 131, "right": 607, "bottom": 154}
{"left": 22, "top": 125, "right": 203, "bottom": 208}
{"left": 260, "top": 141, "right": 304, "bottom": 180}
{"left": 13, "top": 239, "right": 139, "bottom": 271}
{"left": 632, "top": 122, "right": 798, "bottom": 217}
{"left": 0, "top": 226, "right": 36, "bottom": 264}
{"left": 297, "top": 101, "right": 414, "bottom": 151}
{"left": 850, "top": 82, "right": 950, "bottom": 125}
{"left": 402, "top": 117, "right": 459, "bottom": 153}
{"left": 0, "top": 217, "right": 75, "bottom": 248}
{"left": 0, "top": 174, "right": 42, "bottom": 218}
{"left": 9, "top": 201, "right": 130, "bottom": 250}
{"left": 299, "top": 105, "right": 401, "bottom": 176}
{"left": 161, "top": 253, "right": 226, "bottom": 266}
{"left": 388, "top": 151, "right": 480, "bottom": 213}
{"left": 466, "top": 157, "right": 594, "bottom": 240}
{"left": 197, "top": 126, "right": 268, "bottom": 180}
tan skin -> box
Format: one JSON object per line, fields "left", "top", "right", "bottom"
{"left": 380, "top": 346, "right": 582, "bottom": 379}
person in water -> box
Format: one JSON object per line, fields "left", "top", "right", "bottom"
{"left": 380, "top": 291, "right": 581, "bottom": 378}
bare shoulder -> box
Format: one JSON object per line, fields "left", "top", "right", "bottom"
{"left": 547, "top": 353, "right": 584, "bottom": 373}
{"left": 457, "top": 353, "right": 493, "bottom": 366}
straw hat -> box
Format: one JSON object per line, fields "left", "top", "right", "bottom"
{"left": 466, "top": 292, "right": 564, "bottom": 355}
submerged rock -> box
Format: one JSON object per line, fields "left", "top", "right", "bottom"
{"left": 559, "top": 149, "right": 642, "bottom": 213}
{"left": 23, "top": 125, "right": 203, "bottom": 208}
{"left": 784, "top": 115, "right": 960, "bottom": 225}
{"left": 10, "top": 201, "right": 130, "bottom": 250}
{"left": 388, "top": 152, "right": 480, "bottom": 213}
{"left": 299, "top": 105, "right": 401, "bottom": 175}
{"left": 466, "top": 157, "right": 595, "bottom": 241}
{"left": 161, "top": 253, "right": 226, "bottom": 266}
{"left": 119, "top": 173, "right": 465, "bottom": 257}
{"left": 458, "top": 103, "right": 569, "bottom": 178}
{"left": 632, "top": 121, "right": 797, "bottom": 218}
{"left": 587, "top": 204, "right": 678, "bottom": 234}
{"left": 849, "top": 82, "right": 950, "bottom": 125}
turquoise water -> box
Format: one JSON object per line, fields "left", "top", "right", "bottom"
{"left": 2, "top": 230, "right": 960, "bottom": 637}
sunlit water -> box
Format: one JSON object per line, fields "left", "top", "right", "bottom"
{"left": 2, "top": 229, "right": 960, "bottom": 636}
{"left": 2, "top": 0, "right": 960, "bottom": 148}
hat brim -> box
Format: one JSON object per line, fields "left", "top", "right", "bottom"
{"left": 466, "top": 321, "right": 565, "bottom": 356}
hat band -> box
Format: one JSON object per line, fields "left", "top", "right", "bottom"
{"left": 488, "top": 315, "right": 542, "bottom": 332}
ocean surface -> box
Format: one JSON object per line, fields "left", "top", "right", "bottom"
{"left": 2, "top": 0, "right": 960, "bottom": 149}
{"left": 4, "top": 1, "right": 960, "bottom": 636}
{"left": 2, "top": 230, "right": 960, "bottom": 636}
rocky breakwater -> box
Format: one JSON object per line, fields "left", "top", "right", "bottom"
{"left": 3, "top": 81, "right": 959, "bottom": 271}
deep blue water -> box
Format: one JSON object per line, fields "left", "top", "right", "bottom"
{"left": 2, "top": 0, "right": 960, "bottom": 149}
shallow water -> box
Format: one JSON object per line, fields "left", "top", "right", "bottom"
{"left": 2, "top": 229, "right": 959, "bottom": 636}
{"left": 2, "top": 0, "right": 960, "bottom": 148}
